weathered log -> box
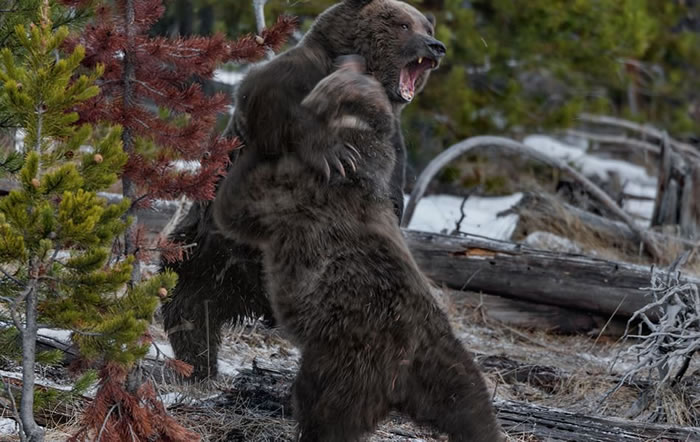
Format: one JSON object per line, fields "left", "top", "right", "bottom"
{"left": 404, "top": 230, "right": 700, "bottom": 319}
{"left": 495, "top": 399, "right": 700, "bottom": 441}
{"left": 577, "top": 113, "right": 700, "bottom": 161}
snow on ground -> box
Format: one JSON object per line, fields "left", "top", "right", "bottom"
{"left": 37, "top": 328, "right": 72, "bottom": 342}
{"left": 0, "top": 369, "right": 73, "bottom": 392}
{"left": 404, "top": 193, "right": 523, "bottom": 240}
{"left": 147, "top": 341, "right": 175, "bottom": 360}
{"left": 0, "top": 418, "right": 17, "bottom": 436}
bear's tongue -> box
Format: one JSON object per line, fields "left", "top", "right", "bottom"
{"left": 399, "top": 61, "right": 431, "bottom": 102}
{"left": 399, "top": 67, "right": 418, "bottom": 102}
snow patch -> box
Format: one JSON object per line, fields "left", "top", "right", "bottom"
{"left": 524, "top": 135, "right": 656, "bottom": 186}
{"left": 404, "top": 193, "right": 522, "bottom": 240}
{"left": 147, "top": 342, "right": 175, "bottom": 360}
{"left": 37, "top": 328, "right": 72, "bottom": 343}
{"left": 218, "top": 358, "right": 245, "bottom": 377}
{"left": 172, "top": 160, "right": 201, "bottom": 172}
{"left": 0, "top": 418, "right": 17, "bottom": 435}
{"left": 523, "top": 231, "right": 583, "bottom": 254}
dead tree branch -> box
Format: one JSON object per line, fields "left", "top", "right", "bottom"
{"left": 402, "top": 136, "right": 665, "bottom": 260}
{"left": 564, "top": 129, "right": 661, "bottom": 155}
{"left": 253, "top": 0, "right": 267, "bottom": 35}
{"left": 607, "top": 263, "right": 700, "bottom": 417}
{"left": 577, "top": 113, "right": 700, "bottom": 160}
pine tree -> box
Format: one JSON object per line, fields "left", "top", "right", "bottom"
{"left": 0, "top": 0, "right": 92, "bottom": 132}
{"left": 0, "top": 3, "right": 192, "bottom": 440}
{"left": 64, "top": 0, "right": 295, "bottom": 281}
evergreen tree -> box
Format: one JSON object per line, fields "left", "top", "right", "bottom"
{"left": 0, "top": 0, "right": 92, "bottom": 131}
{"left": 0, "top": 4, "right": 193, "bottom": 440}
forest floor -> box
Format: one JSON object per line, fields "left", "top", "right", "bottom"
{"left": 152, "top": 288, "right": 699, "bottom": 442}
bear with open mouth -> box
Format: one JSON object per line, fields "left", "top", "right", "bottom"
{"left": 212, "top": 1, "right": 505, "bottom": 440}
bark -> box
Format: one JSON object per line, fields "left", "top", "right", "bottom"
{"left": 404, "top": 230, "right": 700, "bottom": 319}
{"left": 495, "top": 399, "right": 700, "bottom": 441}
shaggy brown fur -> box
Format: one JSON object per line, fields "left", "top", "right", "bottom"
{"left": 161, "top": 0, "right": 443, "bottom": 379}
{"left": 212, "top": 3, "right": 504, "bottom": 440}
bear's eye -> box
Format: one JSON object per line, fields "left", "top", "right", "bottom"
{"left": 400, "top": 23, "right": 410, "bottom": 31}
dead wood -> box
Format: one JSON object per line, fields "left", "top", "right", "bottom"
{"left": 651, "top": 137, "right": 700, "bottom": 240}
{"left": 577, "top": 113, "right": 700, "bottom": 161}
{"left": 564, "top": 129, "right": 661, "bottom": 155}
{"left": 495, "top": 399, "right": 700, "bottom": 441}
{"left": 401, "top": 136, "right": 665, "bottom": 260}
{"left": 509, "top": 193, "right": 698, "bottom": 252}
{"left": 404, "top": 229, "right": 700, "bottom": 319}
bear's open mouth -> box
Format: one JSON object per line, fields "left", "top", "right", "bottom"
{"left": 399, "top": 57, "right": 437, "bottom": 102}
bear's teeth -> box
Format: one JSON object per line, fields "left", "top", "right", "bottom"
{"left": 418, "top": 57, "right": 423, "bottom": 64}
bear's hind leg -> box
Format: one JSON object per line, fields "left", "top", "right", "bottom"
{"left": 162, "top": 219, "right": 273, "bottom": 380}
{"left": 400, "top": 336, "right": 505, "bottom": 442}
{"left": 292, "top": 346, "right": 392, "bottom": 442}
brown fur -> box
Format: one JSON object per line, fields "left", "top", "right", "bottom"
{"left": 212, "top": 2, "right": 503, "bottom": 440}
{"left": 161, "top": 0, "right": 442, "bottom": 379}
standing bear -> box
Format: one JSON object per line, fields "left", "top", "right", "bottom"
{"left": 162, "top": 0, "right": 438, "bottom": 380}
{"left": 212, "top": 1, "right": 505, "bottom": 440}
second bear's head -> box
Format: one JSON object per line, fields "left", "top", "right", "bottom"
{"left": 309, "top": 0, "right": 446, "bottom": 105}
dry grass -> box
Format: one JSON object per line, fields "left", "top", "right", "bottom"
{"left": 513, "top": 195, "right": 700, "bottom": 274}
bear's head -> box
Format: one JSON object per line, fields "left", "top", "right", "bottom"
{"left": 308, "top": 0, "right": 446, "bottom": 106}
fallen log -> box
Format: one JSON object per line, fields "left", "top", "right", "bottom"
{"left": 495, "top": 399, "right": 700, "bottom": 441}
{"left": 404, "top": 230, "right": 700, "bottom": 319}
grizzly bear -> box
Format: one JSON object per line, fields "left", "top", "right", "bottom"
{"left": 211, "top": 2, "right": 504, "bottom": 440}
{"left": 162, "top": 0, "right": 435, "bottom": 380}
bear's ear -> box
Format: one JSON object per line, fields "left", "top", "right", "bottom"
{"left": 344, "top": 0, "right": 374, "bottom": 8}
{"left": 425, "top": 13, "right": 436, "bottom": 27}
